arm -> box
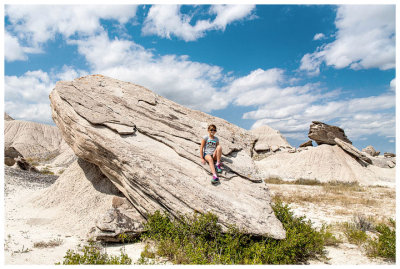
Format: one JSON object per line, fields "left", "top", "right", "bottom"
{"left": 200, "top": 139, "right": 206, "bottom": 163}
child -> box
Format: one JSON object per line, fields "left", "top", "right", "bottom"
{"left": 200, "top": 124, "right": 223, "bottom": 184}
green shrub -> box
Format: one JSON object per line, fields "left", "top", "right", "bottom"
{"left": 57, "top": 241, "right": 132, "bottom": 265}
{"left": 139, "top": 200, "right": 334, "bottom": 265}
{"left": 342, "top": 222, "right": 368, "bottom": 245}
{"left": 366, "top": 219, "right": 396, "bottom": 262}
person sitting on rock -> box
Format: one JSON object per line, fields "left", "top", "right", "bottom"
{"left": 200, "top": 124, "right": 223, "bottom": 184}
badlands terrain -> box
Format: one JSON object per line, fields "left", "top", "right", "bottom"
{"left": 3, "top": 75, "right": 396, "bottom": 265}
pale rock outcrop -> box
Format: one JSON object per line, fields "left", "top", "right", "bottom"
{"left": 308, "top": 121, "right": 352, "bottom": 145}
{"left": 250, "top": 125, "right": 292, "bottom": 153}
{"left": 49, "top": 75, "right": 285, "bottom": 239}
{"left": 32, "top": 158, "right": 145, "bottom": 241}
{"left": 362, "top": 145, "right": 380, "bottom": 157}
{"left": 4, "top": 120, "right": 65, "bottom": 159}
{"left": 255, "top": 144, "right": 395, "bottom": 187}
{"left": 88, "top": 197, "right": 145, "bottom": 242}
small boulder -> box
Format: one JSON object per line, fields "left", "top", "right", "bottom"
{"left": 89, "top": 197, "right": 146, "bottom": 243}
{"left": 384, "top": 152, "right": 396, "bottom": 158}
{"left": 299, "top": 140, "right": 313, "bottom": 148}
{"left": 308, "top": 121, "right": 352, "bottom": 145}
{"left": 15, "top": 156, "right": 39, "bottom": 172}
{"left": 4, "top": 146, "right": 23, "bottom": 166}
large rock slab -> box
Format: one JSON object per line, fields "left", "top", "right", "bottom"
{"left": 49, "top": 75, "right": 285, "bottom": 239}
{"left": 308, "top": 121, "right": 352, "bottom": 145}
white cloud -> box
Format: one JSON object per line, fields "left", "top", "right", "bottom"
{"left": 224, "top": 68, "right": 395, "bottom": 142}
{"left": 142, "top": 5, "right": 255, "bottom": 41}
{"left": 390, "top": 78, "right": 395, "bottom": 92}
{"left": 4, "top": 68, "right": 88, "bottom": 124}
{"left": 300, "top": 5, "right": 395, "bottom": 74}
{"left": 4, "top": 31, "right": 42, "bottom": 61}
{"left": 313, "top": 33, "right": 325, "bottom": 40}
{"left": 70, "top": 33, "right": 229, "bottom": 112}
{"left": 5, "top": 5, "right": 138, "bottom": 61}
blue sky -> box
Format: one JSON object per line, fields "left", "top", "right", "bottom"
{"left": 3, "top": 3, "right": 396, "bottom": 153}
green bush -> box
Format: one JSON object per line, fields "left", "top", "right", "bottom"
{"left": 342, "top": 222, "right": 369, "bottom": 245}
{"left": 366, "top": 219, "right": 396, "bottom": 262}
{"left": 57, "top": 241, "right": 132, "bottom": 265}
{"left": 139, "top": 200, "right": 335, "bottom": 264}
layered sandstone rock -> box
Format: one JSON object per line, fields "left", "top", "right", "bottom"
{"left": 49, "top": 75, "right": 285, "bottom": 239}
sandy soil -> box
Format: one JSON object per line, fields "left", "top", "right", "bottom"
{"left": 3, "top": 167, "right": 145, "bottom": 265}
{"left": 3, "top": 166, "right": 395, "bottom": 265}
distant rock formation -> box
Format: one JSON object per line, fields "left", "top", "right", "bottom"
{"left": 5, "top": 120, "right": 65, "bottom": 159}
{"left": 4, "top": 112, "right": 14, "bottom": 121}
{"left": 308, "top": 121, "right": 352, "bottom": 145}
{"left": 362, "top": 145, "right": 380, "bottom": 157}
{"left": 49, "top": 74, "right": 286, "bottom": 239}
{"left": 255, "top": 144, "right": 395, "bottom": 187}
{"left": 250, "top": 125, "right": 292, "bottom": 154}
{"left": 384, "top": 152, "right": 396, "bottom": 158}
{"left": 299, "top": 140, "right": 313, "bottom": 148}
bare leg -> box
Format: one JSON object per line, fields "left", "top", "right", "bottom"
{"left": 213, "top": 145, "right": 222, "bottom": 164}
{"left": 205, "top": 155, "right": 216, "bottom": 175}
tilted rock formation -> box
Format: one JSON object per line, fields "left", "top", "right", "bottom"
{"left": 250, "top": 125, "right": 292, "bottom": 153}
{"left": 334, "top": 138, "right": 372, "bottom": 164}
{"left": 49, "top": 75, "right": 285, "bottom": 239}
{"left": 308, "top": 121, "right": 352, "bottom": 145}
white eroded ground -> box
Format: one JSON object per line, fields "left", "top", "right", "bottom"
{"left": 4, "top": 166, "right": 395, "bottom": 265}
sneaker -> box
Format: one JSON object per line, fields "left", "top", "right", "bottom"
{"left": 211, "top": 175, "right": 219, "bottom": 184}
{"left": 215, "top": 163, "right": 222, "bottom": 173}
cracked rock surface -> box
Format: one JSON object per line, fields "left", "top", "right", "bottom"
{"left": 49, "top": 74, "right": 285, "bottom": 239}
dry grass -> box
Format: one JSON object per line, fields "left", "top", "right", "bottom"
{"left": 33, "top": 238, "right": 63, "bottom": 248}
{"left": 272, "top": 190, "right": 378, "bottom": 207}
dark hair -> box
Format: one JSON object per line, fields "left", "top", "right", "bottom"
{"left": 208, "top": 124, "right": 217, "bottom": 131}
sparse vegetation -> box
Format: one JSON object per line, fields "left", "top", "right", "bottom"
{"left": 34, "top": 238, "right": 63, "bottom": 248}
{"left": 137, "top": 200, "right": 337, "bottom": 265}
{"left": 365, "top": 219, "right": 396, "bottom": 262}
{"left": 57, "top": 241, "right": 132, "bottom": 265}
{"left": 339, "top": 216, "right": 396, "bottom": 262}
{"left": 39, "top": 166, "right": 54, "bottom": 175}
